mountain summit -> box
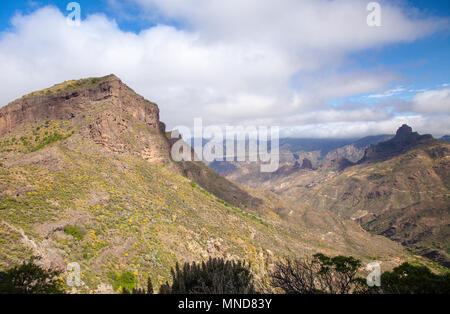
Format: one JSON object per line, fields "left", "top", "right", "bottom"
{"left": 396, "top": 124, "right": 413, "bottom": 137}
{"left": 0, "top": 74, "right": 171, "bottom": 163}
{"left": 360, "top": 124, "right": 434, "bottom": 163}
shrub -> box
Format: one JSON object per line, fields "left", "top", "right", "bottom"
{"left": 109, "top": 271, "right": 137, "bottom": 293}
{"left": 64, "top": 225, "right": 84, "bottom": 240}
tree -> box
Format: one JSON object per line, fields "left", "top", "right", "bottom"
{"left": 0, "top": 258, "right": 64, "bottom": 294}
{"left": 270, "top": 257, "right": 320, "bottom": 294}
{"left": 374, "top": 263, "right": 450, "bottom": 294}
{"left": 159, "top": 257, "right": 256, "bottom": 294}
{"left": 270, "top": 254, "right": 364, "bottom": 294}
{"left": 313, "top": 253, "right": 363, "bottom": 294}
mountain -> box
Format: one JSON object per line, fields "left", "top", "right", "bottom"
{"left": 208, "top": 124, "right": 449, "bottom": 268}
{"left": 0, "top": 75, "right": 410, "bottom": 293}
{"left": 440, "top": 135, "right": 450, "bottom": 143}
{"left": 322, "top": 134, "right": 393, "bottom": 164}
{"left": 360, "top": 124, "right": 434, "bottom": 163}
{"left": 209, "top": 134, "right": 393, "bottom": 188}
{"left": 295, "top": 125, "right": 450, "bottom": 267}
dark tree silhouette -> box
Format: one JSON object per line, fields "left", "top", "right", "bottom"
{"left": 270, "top": 253, "right": 364, "bottom": 294}
{"left": 0, "top": 258, "right": 64, "bottom": 294}
{"left": 126, "top": 277, "right": 154, "bottom": 294}
{"left": 159, "top": 257, "right": 256, "bottom": 294}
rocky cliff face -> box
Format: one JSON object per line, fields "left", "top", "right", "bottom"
{"left": 0, "top": 75, "right": 171, "bottom": 164}
{"left": 300, "top": 158, "right": 313, "bottom": 170}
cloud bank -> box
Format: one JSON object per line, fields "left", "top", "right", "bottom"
{"left": 0, "top": 1, "right": 448, "bottom": 137}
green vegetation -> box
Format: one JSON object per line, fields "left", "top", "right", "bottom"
{"left": 23, "top": 76, "right": 109, "bottom": 98}
{"left": 372, "top": 263, "right": 450, "bottom": 294}
{"left": 30, "top": 132, "right": 67, "bottom": 152}
{"left": 108, "top": 271, "right": 137, "bottom": 293}
{"left": 64, "top": 225, "right": 84, "bottom": 240}
{"left": 0, "top": 120, "right": 74, "bottom": 153}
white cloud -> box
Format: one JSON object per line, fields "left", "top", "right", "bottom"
{"left": 280, "top": 114, "right": 450, "bottom": 138}
{"left": 0, "top": 2, "right": 447, "bottom": 137}
{"left": 412, "top": 88, "right": 450, "bottom": 113}
{"left": 367, "top": 86, "right": 406, "bottom": 98}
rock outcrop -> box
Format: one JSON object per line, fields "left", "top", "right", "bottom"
{"left": 300, "top": 158, "right": 313, "bottom": 170}
{"left": 360, "top": 124, "right": 434, "bottom": 163}
{"left": 0, "top": 75, "right": 171, "bottom": 164}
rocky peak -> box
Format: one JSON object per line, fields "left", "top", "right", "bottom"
{"left": 396, "top": 124, "right": 413, "bottom": 137}
{"left": 360, "top": 124, "right": 434, "bottom": 163}
{"left": 0, "top": 74, "right": 171, "bottom": 163}
{"left": 300, "top": 158, "right": 313, "bottom": 170}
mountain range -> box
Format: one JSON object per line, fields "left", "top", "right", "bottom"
{"left": 211, "top": 124, "right": 450, "bottom": 267}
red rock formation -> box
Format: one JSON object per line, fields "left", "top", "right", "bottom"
{"left": 0, "top": 74, "right": 171, "bottom": 163}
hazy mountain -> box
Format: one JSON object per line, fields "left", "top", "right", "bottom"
{"left": 440, "top": 135, "right": 450, "bottom": 143}
{"left": 209, "top": 134, "right": 393, "bottom": 187}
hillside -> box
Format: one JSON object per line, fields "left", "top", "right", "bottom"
{"left": 0, "top": 75, "right": 411, "bottom": 293}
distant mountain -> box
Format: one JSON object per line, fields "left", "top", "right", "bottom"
{"left": 297, "top": 125, "right": 450, "bottom": 267}
{"left": 279, "top": 138, "right": 357, "bottom": 156}
{"left": 323, "top": 134, "right": 393, "bottom": 164}
{"left": 360, "top": 124, "right": 435, "bottom": 163}
{"left": 440, "top": 135, "right": 450, "bottom": 143}
{"left": 209, "top": 134, "right": 394, "bottom": 187}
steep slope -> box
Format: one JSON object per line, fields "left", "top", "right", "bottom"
{"left": 0, "top": 75, "right": 413, "bottom": 292}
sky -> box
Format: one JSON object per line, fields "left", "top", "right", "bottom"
{"left": 0, "top": 0, "right": 449, "bottom": 138}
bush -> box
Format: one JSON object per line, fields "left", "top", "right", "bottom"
{"left": 64, "top": 225, "right": 84, "bottom": 240}
{"left": 109, "top": 271, "right": 137, "bottom": 293}
{"left": 159, "top": 257, "right": 256, "bottom": 294}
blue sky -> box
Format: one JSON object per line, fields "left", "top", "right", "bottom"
{"left": 0, "top": 0, "right": 449, "bottom": 137}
